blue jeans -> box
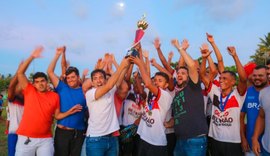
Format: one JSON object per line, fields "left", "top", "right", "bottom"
{"left": 262, "top": 146, "right": 270, "bottom": 156}
{"left": 86, "top": 136, "right": 118, "bottom": 156}
{"left": 174, "top": 135, "right": 207, "bottom": 156}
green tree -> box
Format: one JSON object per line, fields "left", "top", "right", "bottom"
{"left": 250, "top": 33, "right": 270, "bottom": 65}
{"left": 0, "top": 74, "right": 12, "bottom": 92}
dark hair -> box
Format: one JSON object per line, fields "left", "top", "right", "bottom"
{"left": 222, "top": 70, "right": 237, "bottom": 80}
{"left": 0, "top": 94, "right": 3, "bottom": 98}
{"left": 33, "top": 72, "right": 48, "bottom": 82}
{"left": 155, "top": 72, "right": 169, "bottom": 83}
{"left": 65, "top": 66, "right": 79, "bottom": 76}
{"left": 177, "top": 66, "right": 189, "bottom": 73}
{"left": 266, "top": 59, "right": 270, "bottom": 65}
{"left": 91, "top": 69, "right": 106, "bottom": 80}
{"left": 254, "top": 65, "right": 268, "bottom": 70}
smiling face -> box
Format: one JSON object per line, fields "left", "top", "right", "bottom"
{"left": 66, "top": 72, "right": 80, "bottom": 88}
{"left": 252, "top": 68, "right": 268, "bottom": 89}
{"left": 219, "top": 72, "right": 236, "bottom": 92}
{"left": 92, "top": 72, "right": 106, "bottom": 88}
{"left": 154, "top": 75, "right": 168, "bottom": 90}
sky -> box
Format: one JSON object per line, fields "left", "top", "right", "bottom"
{"left": 0, "top": 0, "right": 270, "bottom": 76}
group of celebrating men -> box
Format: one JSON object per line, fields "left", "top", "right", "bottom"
{"left": 4, "top": 33, "right": 270, "bottom": 156}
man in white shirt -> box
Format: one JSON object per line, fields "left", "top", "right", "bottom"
{"left": 85, "top": 58, "right": 130, "bottom": 156}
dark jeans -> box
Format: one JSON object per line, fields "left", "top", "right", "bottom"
{"left": 166, "top": 133, "right": 176, "bottom": 156}
{"left": 137, "top": 138, "right": 167, "bottom": 156}
{"left": 209, "top": 137, "right": 244, "bottom": 156}
{"left": 174, "top": 135, "right": 207, "bottom": 156}
{"left": 262, "top": 146, "right": 270, "bottom": 156}
{"left": 54, "top": 127, "right": 85, "bottom": 156}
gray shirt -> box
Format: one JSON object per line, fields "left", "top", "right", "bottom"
{"left": 259, "top": 86, "right": 270, "bottom": 153}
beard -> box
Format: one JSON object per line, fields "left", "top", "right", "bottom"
{"left": 177, "top": 80, "right": 188, "bottom": 88}
{"left": 253, "top": 81, "right": 268, "bottom": 89}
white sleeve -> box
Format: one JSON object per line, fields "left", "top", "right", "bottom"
{"left": 85, "top": 88, "right": 97, "bottom": 102}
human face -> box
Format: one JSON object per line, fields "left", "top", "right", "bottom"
{"left": 176, "top": 68, "right": 189, "bottom": 87}
{"left": 219, "top": 73, "right": 235, "bottom": 91}
{"left": 252, "top": 68, "right": 268, "bottom": 89}
{"left": 154, "top": 75, "right": 168, "bottom": 89}
{"left": 66, "top": 72, "right": 80, "bottom": 88}
{"left": 33, "top": 77, "right": 48, "bottom": 92}
{"left": 92, "top": 72, "right": 106, "bottom": 88}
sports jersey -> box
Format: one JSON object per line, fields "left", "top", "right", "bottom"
{"left": 8, "top": 95, "right": 24, "bottom": 133}
{"left": 122, "top": 92, "right": 143, "bottom": 126}
{"left": 206, "top": 82, "right": 246, "bottom": 143}
{"left": 241, "top": 86, "right": 261, "bottom": 148}
{"left": 137, "top": 88, "right": 172, "bottom": 146}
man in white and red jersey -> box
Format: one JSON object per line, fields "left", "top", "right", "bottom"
{"left": 130, "top": 55, "right": 172, "bottom": 156}
{"left": 202, "top": 46, "right": 247, "bottom": 156}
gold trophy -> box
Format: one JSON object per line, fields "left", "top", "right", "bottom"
{"left": 126, "top": 14, "right": 148, "bottom": 58}
{"left": 134, "top": 14, "right": 148, "bottom": 44}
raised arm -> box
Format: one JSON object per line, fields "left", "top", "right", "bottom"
{"left": 142, "top": 50, "right": 151, "bottom": 77}
{"left": 95, "top": 58, "right": 130, "bottom": 100}
{"left": 227, "top": 46, "right": 247, "bottom": 95}
{"left": 61, "top": 46, "right": 67, "bottom": 78}
{"left": 199, "top": 44, "right": 211, "bottom": 88}
{"left": 47, "top": 46, "right": 65, "bottom": 87}
{"left": 131, "top": 56, "right": 159, "bottom": 96}
{"left": 154, "top": 37, "right": 174, "bottom": 74}
{"left": 17, "top": 46, "right": 44, "bottom": 89}
{"left": 171, "top": 39, "right": 199, "bottom": 84}
{"left": 207, "top": 33, "right": 225, "bottom": 73}
{"left": 168, "top": 51, "right": 174, "bottom": 65}
{"left": 81, "top": 69, "right": 89, "bottom": 83}
{"left": 8, "top": 62, "right": 23, "bottom": 101}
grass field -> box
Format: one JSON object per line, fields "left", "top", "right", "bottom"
{"left": 0, "top": 105, "right": 8, "bottom": 156}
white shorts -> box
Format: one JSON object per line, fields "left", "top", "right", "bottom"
{"left": 15, "top": 135, "right": 54, "bottom": 156}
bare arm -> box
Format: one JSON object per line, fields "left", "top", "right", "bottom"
{"left": 172, "top": 39, "right": 199, "bottom": 84}
{"left": 17, "top": 46, "right": 44, "bottom": 89}
{"left": 168, "top": 51, "right": 174, "bottom": 65}
{"left": 252, "top": 108, "right": 265, "bottom": 155}
{"left": 207, "top": 33, "right": 225, "bottom": 73}
{"left": 95, "top": 58, "right": 130, "bottom": 100}
{"left": 240, "top": 112, "right": 250, "bottom": 152}
{"left": 227, "top": 46, "right": 247, "bottom": 95}
{"left": 8, "top": 62, "right": 23, "bottom": 100}
{"left": 47, "top": 47, "right": 65, "bottom": 88}
{"left": 131, "top": 56, "right": 159, "bottom": 96}
{"left": 154, "top": 37, "right": 174, "bottom": 74}
{"left": 142, "top": 50, "right": 151, "bottom": 77}
{"left": 82, "top": 78, "right": 92, "bottom": 94}
{"left": 54, "top": 104, "right": 82, "bottom": 120}
{"left": 61, "top": 46, "right": 67, "bottom": 78}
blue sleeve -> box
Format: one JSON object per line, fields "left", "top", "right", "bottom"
{"left": 241, "top": 98, "right": 247, "bottom": 113}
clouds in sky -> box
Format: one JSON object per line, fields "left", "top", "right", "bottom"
{"left": 173, "top": 0, "right": 254, "bottom": 21}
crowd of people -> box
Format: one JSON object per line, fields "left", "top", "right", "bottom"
{"left": 2, "top": 33, "right": 270, "bottom": 156}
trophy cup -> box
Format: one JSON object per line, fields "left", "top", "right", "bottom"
{"left": 126, "top": 14, "right": 148, "bottom": 58}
